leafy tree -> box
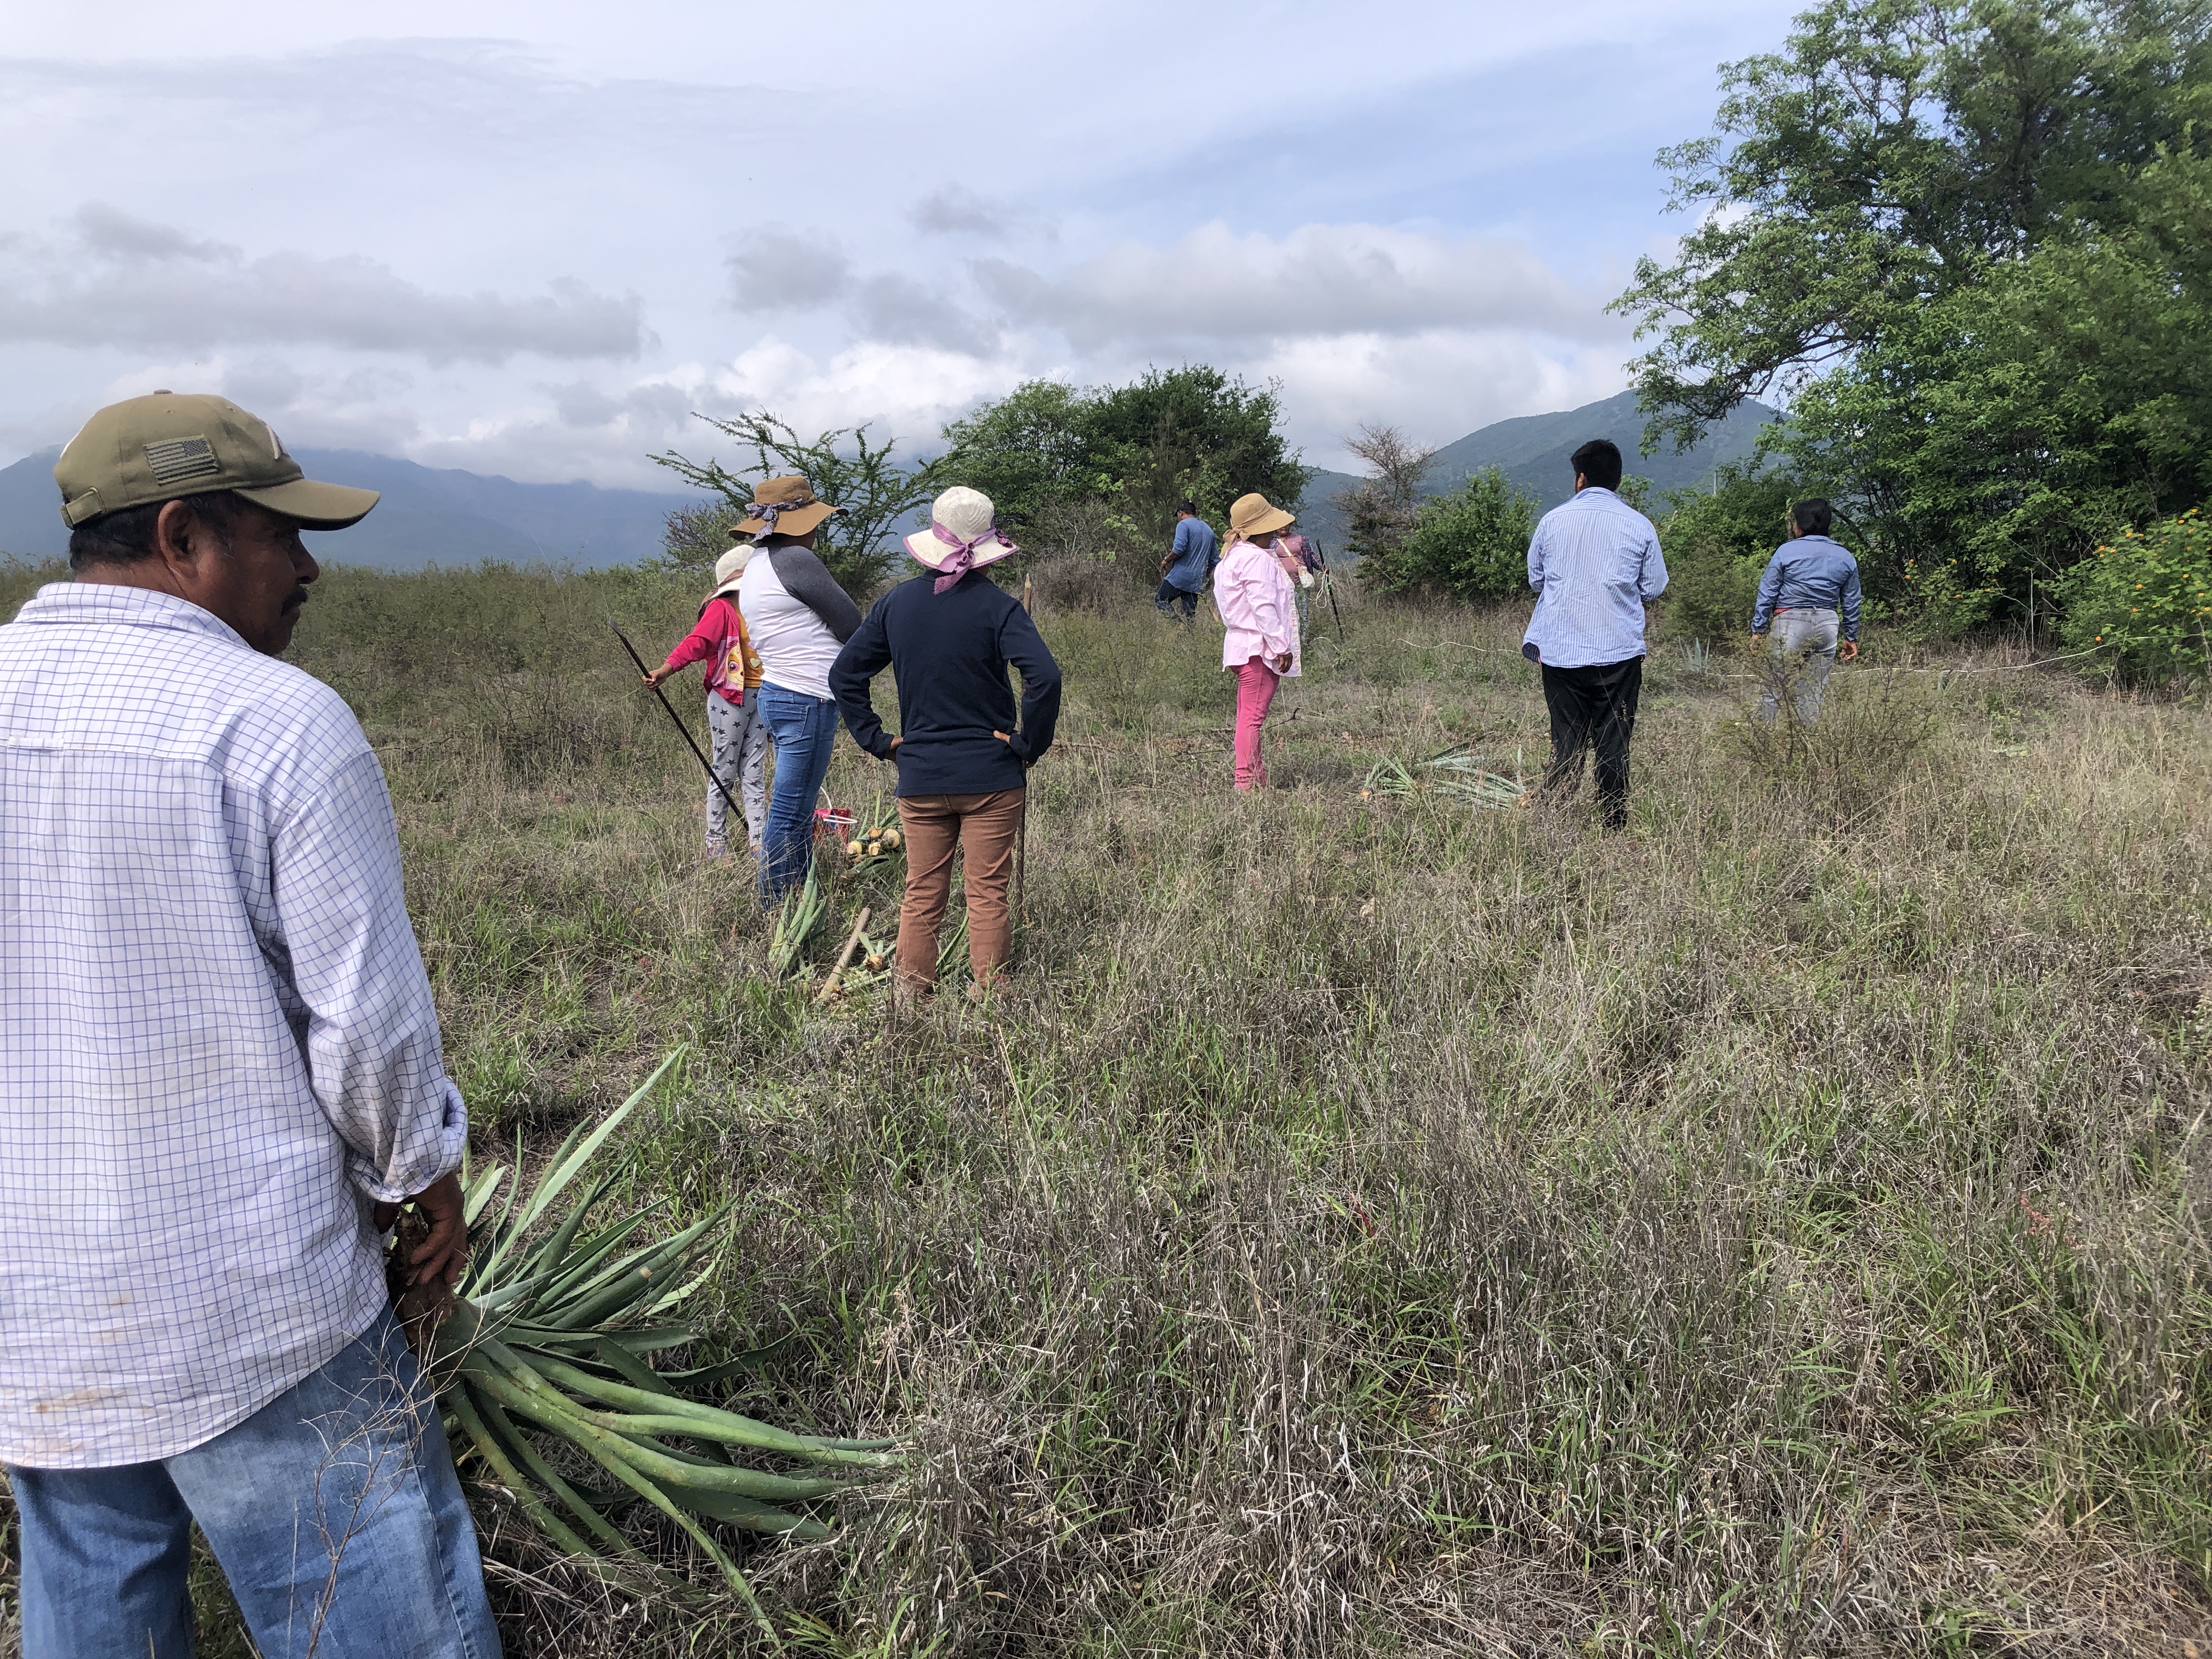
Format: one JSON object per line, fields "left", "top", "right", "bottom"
{"left": 1083, "top": 367, "right": 1312, "bottom": 538}
{"left": 651, "top": 411, "right": 951, "bottom": 592}
{"left": 940, "top": 366, "right": 1311, "bottom": 551}
{"left": 1362, "top": 467, "right": 1538, "bottom": 602}
{"left": 1614, "top": 0, "right": 2212, "bottom": 618}
{"left": 936, "top": 381, "right": 1103, "bottom": 538}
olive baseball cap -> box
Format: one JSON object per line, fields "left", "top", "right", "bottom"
{"left": 54, "top": 392, "right": 379, "bottom": 531}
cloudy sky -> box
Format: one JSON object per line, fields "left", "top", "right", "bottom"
{"left": 1, "top": 0, "right": 1796, "bottom": 487}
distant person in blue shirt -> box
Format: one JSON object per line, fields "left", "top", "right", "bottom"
{"left": 1156, "top": 500, "right": 1217, "bottom": 622}
{"left": 1751, "top": 498, "right": 1861, "bottom": 724}
{"left": 1522, "top": 438, "right": 1668, "bottom": 831}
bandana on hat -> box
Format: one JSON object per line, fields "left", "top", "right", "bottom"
{"left": 929, "top": 518, "right": 1021, "bottom": 594}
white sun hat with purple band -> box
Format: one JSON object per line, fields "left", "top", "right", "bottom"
{"left": 904, "top": 486, "right": 1021, "bottom": 593}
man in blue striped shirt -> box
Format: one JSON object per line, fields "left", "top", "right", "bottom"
{"left": 1522, "top": 439, "right": 1668, "bottom": 830}
{"left": 1750, "top": 498, "right": 1861, "bottom": 724}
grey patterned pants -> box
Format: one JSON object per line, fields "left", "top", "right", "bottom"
{"left": 1757, "top": 608, "right": 1839, "bottom": 725}
{"left": 706, "top": 691, "right": 769, "bottom": 851}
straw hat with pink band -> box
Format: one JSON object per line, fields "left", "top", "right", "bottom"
{"left": 904, "top": 486, "right": 1022, "bottom": 594}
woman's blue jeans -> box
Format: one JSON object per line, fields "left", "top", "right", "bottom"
{"left": 7, "top": 1307, "right": 500, "bottom": 1659}
{"left": 757, "top": 682, "right": 840, "bottom": 899}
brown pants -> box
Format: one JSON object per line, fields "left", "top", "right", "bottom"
{"left": 896, "top": 789, "right": 1025, "bottom": 992}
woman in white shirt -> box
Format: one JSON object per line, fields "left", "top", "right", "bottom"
{"left": 1215, "top": 492, "right": 1301, "bottom": 791}
{"left": 731, "top": 476, "right": 864, "bottom": 898}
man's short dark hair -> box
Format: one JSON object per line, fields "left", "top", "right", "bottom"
{"left": 68, "top": 491, "right": 246, "bottom": 572}
{"left": 1570, "top": 439, "right": 1623, "bottom": 492}
{"left": 1790, "top": 498, "right": 1833, "bottom": 537}
{"left": 1176, "top": 499, "right": 1198, "bottom": 516}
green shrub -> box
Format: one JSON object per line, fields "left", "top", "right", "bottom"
{"left": 1655, "top": 462, "right": 1799, "bottom": 644}
{"left": 1662, "top": 536, "right": 1765, "bottom": 645}
{"left": 1361, "top": 467, "right": 1538, "bottom": 601}
{"left": 2055, "top": 512, "right": 2212, "bottom": 686}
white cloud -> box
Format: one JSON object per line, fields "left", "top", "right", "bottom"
{"left": 973, "top": 221, "right": 1620, "bottom": 351}
{"left": 0, "top": 206, "right": 644, "bottom": 364}
{"left": 1234, "top": 331, "right": 1629, "bottom": 471}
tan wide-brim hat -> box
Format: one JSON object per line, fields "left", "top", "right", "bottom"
{"left": 904, "top": 486, "right": 1020, "bottom": 574}
{"left": 1228, "top": 492, "right": 1295, "bottom": 542}
{"left": 54, "top": 391, "right": 379, "bottom": 531}
{"left": 732, "top": 475, "right": 844, "bottom": 541}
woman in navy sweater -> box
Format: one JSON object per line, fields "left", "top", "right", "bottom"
{"left": 830, "top": 487, "right": 1062, "bottom": 1003}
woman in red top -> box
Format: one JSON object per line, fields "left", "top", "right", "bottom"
{"left": 644, "top": 546, "right": 767, "bottom": 857}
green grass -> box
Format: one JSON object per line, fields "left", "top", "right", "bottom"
{"left": 1, "top": 556, "right": 2207, "bottom": 1656}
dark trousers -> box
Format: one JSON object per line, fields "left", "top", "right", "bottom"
{"left": 1154, "top": 579, "right": 1198, "bottom": 621}
{"left": 1540, "top": 656, "right": 1643, "bottom": 829}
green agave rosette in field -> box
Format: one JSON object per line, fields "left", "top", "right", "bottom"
{"left": 396, "top": 1052, "right": 899, "bottom": 1636}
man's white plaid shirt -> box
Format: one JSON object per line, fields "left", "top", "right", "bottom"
{"left": 0, "top": 583, "right": 465, "bottom": 1468}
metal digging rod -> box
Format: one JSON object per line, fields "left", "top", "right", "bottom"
{"left": 608, "top": 618, "right": 745, "bottom": 823}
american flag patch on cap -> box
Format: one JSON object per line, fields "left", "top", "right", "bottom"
{"left": 144, "top": 436, "right": 219, "bottom": 486}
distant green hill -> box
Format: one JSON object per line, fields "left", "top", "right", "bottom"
{"left": 1294, "top": 390, "right": 1779, "bottom": 557}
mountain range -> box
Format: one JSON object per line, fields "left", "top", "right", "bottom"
{"left": 0, "top": 390, "right": 1779, "bottom": 570}
{"left": 0, "top": 447, "right": 698, "bottom": 569}
{"left": 1294, "top": 389, "right": 1778, "bottom": 554}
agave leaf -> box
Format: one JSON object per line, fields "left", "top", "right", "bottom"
{"left": 653, "top": 1481, "right": 830, "bottom": 1540}
{"left": 539, "top": 1209, "right": 664, "bottom": 1304}
{"left": 511, "top": 1049, "right": 683, "bottom": 1240}
{"left": 584, "top": 1431, "right": 782, "bottom": 1649}
{"left": 462, "top": 1164, "right": 509, "bottom": 1228}
{"left": 508, "top": 1170, "right": 619, "bottom": 1318}
{"left": 469, "top": 1262, "right": 574, "bottom": 1315}
{"left": 518, "top": 1348, "right": 898, "bottom": 1465}
{"left": 449, "top": 1385, "right": 604, "bottom": 1564}
{"left": 465, "top": 1358, "right": 855, "bottom": 1500}
{"left": 639, "top": 1246, "right": 725, "bottom": 1319}
{"left": 470, "top": 1384, "right": 657, "bottom": 1564}
{"left": 664, "top": 1334, "right": 798, "bottom": 1386}
{"left": 542, "top": 1212, "right": 725, "bottom": 1332}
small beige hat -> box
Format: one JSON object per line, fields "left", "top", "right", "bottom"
{"left": 731, "top": 476, "right": 844, "bottom": 541}
{"left": 712, "top": 545, "right": 753, "bottom": 596}
{"left": 54, "top": 391, "right": 380, "bottom": 530}
{"left": 1228, "top": 492, "right": 1295, "bottom": 542}
{"left": 904, "top": 487, "right": 1021, "bottom": 592}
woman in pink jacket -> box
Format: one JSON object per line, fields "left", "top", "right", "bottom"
{"left": 1215, "top": 492, "right": 1302, "bottom": 791}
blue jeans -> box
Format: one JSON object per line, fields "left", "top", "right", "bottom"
{"left": 8, "top": 1307, "right": 500, "bottom": 1659}
{"left": 1154, "top": 579, "right": 1198, "bottom": 622}
{"left": 757, "top": 682, "right": 840, "bottom": 899}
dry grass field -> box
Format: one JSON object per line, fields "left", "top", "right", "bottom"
{"left": 1, "top": 556, "right": 2207, "bottom": 1657}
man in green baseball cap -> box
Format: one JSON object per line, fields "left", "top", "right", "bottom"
{"left": 0, "top": 392, "right": 501, "bottom": 1658}
{"left": 50, "top": 389, "right": 380, "bottom": 653}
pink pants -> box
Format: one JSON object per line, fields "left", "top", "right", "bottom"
{"left": 1234, "top": 656, "right": 1280, "bottom": 789}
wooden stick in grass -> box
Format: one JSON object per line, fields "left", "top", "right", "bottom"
{"left": 816, "top": 906, "right": 872, "bottom": 1003}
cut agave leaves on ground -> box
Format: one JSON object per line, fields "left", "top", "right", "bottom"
{"left": 1361, "top": 741, "right": 1529, "bottom": 809}
{"left": 413, "top": 1051, "right": 899, "bottom": 1629}
{"left": 766, "top": 865, "right": 827, "bottom": 979}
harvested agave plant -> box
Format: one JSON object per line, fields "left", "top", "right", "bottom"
{"left": 414, "top": 1053, "right": 898, "bottom": 1631}
{"left": 1362, "top": 741, "right": 1528, "bottom": 809}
